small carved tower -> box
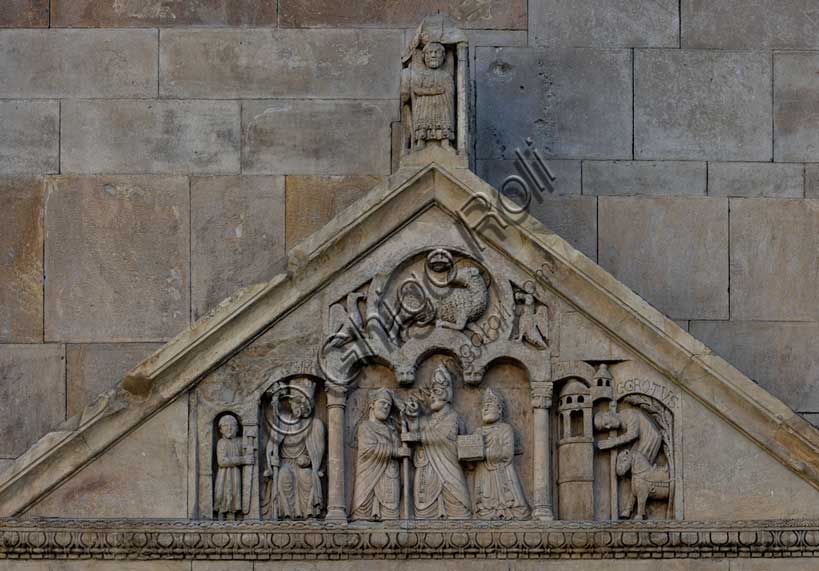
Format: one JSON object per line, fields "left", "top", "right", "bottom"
{"left": 557, "top": 379, "right": 595, "bottom": 520}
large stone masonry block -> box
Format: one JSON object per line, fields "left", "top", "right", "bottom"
{"left": 0, "top": 100, "right": 59, "bottom": 175}
{"left": 52, "top": 0, "right": 276, "bottom": 27}
{"left": 599, "top": 197, "right": 729, "bottom": 320}
{"left": 0, "top": 344, "right": 65, "bottom": 457}
{"left": 635, "top": 50, "right": 772, "bottom": 161}
{"left": 0, "top": 178, "right": 44, "bottom": 343}
{"left": 161, "top": 29, "right": 401, "bottom": 100}
{"left": 584, "top": 161, "right": 706, "bottom": 196}
{"left": 61, "top": 100, "right": 240, "bottom": 174}
{"left": 191, "top": 176, "right": 286, "bottom": 320}
{"left": 806, "top": 165, "right": 819, "bottom": 199}
{"left": 0, "top": 30, "right": 157, "bottom": 99}
{"left": 286, "top": 175, "right": 381, "bottom": 247}
{"left": 278, "top": 0, "right": 526, "bottom": 29}
{"left": 44, "top": 176, "right": 190, "bottom": 342}
{"left": 476, "top": 159, "right": 581, "bottom": 196}
{"left": 730, "top": 198, "right": 818, "bottom": 321}
{"left": 531, "top": 0, "right": 679, "bottom": 48}
{"left": 0, "top": 0, "right": 49, "bottom": 27}
{"left": 690, "top": 321, "right": 819, "bottom": 413}
{"left": 682, "top": 0, "right": 819, "bottom": 49}
{"left": 708, "top": 162, "right": 804, "bottom": 198}
{"left": 529, "top": 196, "right": 598, "bottom": 261}
{"left": 476, "top": 47, "right": 632, "bottom": 160}
{"left": 775, "top": 52, "right": 819, "bottom": 162}
{"left": 66, "top": 343, "right": 162, "bottom": 417}
{"left": 242, "top": 100, "right": 397, "bottom": 175}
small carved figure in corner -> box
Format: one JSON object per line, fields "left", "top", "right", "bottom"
{"left": 214, "top": 415, "right": 254, "bottom": 521}
{"left": 351, "top": 388, "right": 411, "bottom": 521}
{"left": 513, "top": 282, "right": 549, "bottom": 350}
{"left": 471, "top": 389, "right": 530, "bottom": 520}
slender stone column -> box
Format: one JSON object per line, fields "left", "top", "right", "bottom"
{"left": 531, "top": 381, "right": 554, "bottom": 521}
{"left": 325, "top": 384, "right": 348, "bottom": 521}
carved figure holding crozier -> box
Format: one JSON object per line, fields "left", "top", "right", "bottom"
{"left": 471, "top": 388, "right": 530, "bottom": 520}
{"left": 402, "top": 364, "right": 471, "bottom": 519}
{"left": 595, "top": 400, "right": 674, "bottom": 520}
{"left": 262, "top": 379, "right": 326, "bottom": 520}
{"left": 213, "top": 415, "right": 254, "bottom": 521}
{"left": 351, "top": 388, "right": 411, "bottom": 521}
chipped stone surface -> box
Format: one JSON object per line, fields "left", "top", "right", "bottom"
{"left": 44, "top": 176, "right": 190, "bottom": 342}
{"left": 0, "top": 177, "right": 44, "bottom": 343}
{"left": 476, "top": 159, "right": 580, "bottom": 196}
{"left": 599, "top": 197, "right": 729, "bottom": 319}
{"left": 0, "top": 101, "right": 59, "bottom": 175}
{"left": 583, "top": 161, "right": 706, "bottom": 196}
{"left": 66, "top": 343, "right": 162, "bottom": 417}
{"left": 683, "top": 0, "right": 819, "bottom": 49}
{"left": 806, "top": 165, "right": 819, "bottom": 198}
{"left": 0, "top": 30, "right": 157, "bottom": 98}
{"left": 690, "top": 321, "right": 819, "bottom": 412}
{"left": 635, "top": 50, "right": 772, "bottom": 161}
{"left": 775, "top": 52, "right": 819, "bottom": 162}
{"left": 242, "top": 100, "right": 397, "bottom": 175}
{"left": 27, "top": 398, "right": 187, "bottom": 518}
{"left": 476, "top": 47, "right": 632, "bottom": 160}
{"left": 0, "top": 344, "right": 64, "bottom": 457}
{"left": 0, "top": 0, "right": 49, "bottom": 27}
{"left": 285, "top": 175, "right": 381, "bottom": 247}
{"left": 278, "top": 0, "right": 526, "bottom": 29}
{"left": 61, "top": 100, "right": 240, "bottom": 175}
{"left": 191, "top": 176, "right": 286, "bottom": 320}
{"left": 730, "top": 198, "right": 818, "bottom": 321}
{"left": 52, "top": 0, "right": 276, "bottom": 27}
{"left": 531, "top": 0, "right": 679, "bottom": 48}
{"left": 161, "top": 29, "right": 401, "bottom": 99}
{"left": 708, "top": 162, "right": 804, "bottom": 198}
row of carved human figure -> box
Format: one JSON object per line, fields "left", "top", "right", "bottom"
{"left": 211, "top": 365, "right": 529, "bottom": 521}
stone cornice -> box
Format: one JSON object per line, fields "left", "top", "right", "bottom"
{"left": 2, "top": 518, "right": 819, "bottom": 560}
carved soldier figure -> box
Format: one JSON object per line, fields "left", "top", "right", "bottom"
{"left": 262, "top": 379, "right": 326, "bottom": 520}
{"left": 472, "top": 389, "right": 530, "bottom": 520}
{"left": 214, "top": 415, "right": 254, "bottom": 521}
{"left": 402, "top": 41, "right": 455, "bottom": 150}
{"left": 404, "top": 364, "right": 471, "bottom": 519}
{"left": 351, "top": 388, "right": 410, "bottom": 520}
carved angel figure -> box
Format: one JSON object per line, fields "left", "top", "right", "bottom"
{"left": 214, "top": 415, "right": 253, "bottom": 521}
{"left": 472, "top": 389, "right": 530, "bottom": 520}
{"left": 262, "top": 379, "right": 326, "bottom": 520}
{"left": 351, "top": 388, "right": 410, "bottom": 520}
{"left": 404, "top": 365, "right": 471, "bottom": 519}
{"left": 513, "top": 287, "right": 549, "bottom": 349}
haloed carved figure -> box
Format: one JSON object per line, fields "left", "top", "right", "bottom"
{"left": 473, "top": 389, "right": 530, "bottom": 520}
{"left": 402, "top": 41, "right": 455, "bottom": 151}
{"left": 263, "top": 379, "right": 326, "bottom": 520}
{"left": 352, "top": 388, "right": 410, "bottom": 520}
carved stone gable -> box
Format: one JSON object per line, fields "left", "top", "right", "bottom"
{"left": 2, "top": 162, "right": 819, "bottom": 563}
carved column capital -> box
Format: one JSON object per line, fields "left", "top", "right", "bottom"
{"left": 326, "top": 383, "right": 349, "bottom": 407}
{"left": 530, "top": 381, "right": 553, "bottom": 409}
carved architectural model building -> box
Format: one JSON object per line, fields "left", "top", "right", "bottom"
{"left": 1, "top": 12, "right": 819, "bottom": 566}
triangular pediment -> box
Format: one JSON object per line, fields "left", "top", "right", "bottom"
{"left": 3, "top": 159, "right": 819, "bottom": 529}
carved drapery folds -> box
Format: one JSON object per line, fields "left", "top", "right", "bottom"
{"left": 196, "top": 247, "right": 680, "bottom": 526}
{"left": 400, "top": 13, "right": 469, "bottom": 159}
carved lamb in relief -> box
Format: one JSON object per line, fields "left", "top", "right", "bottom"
{"left": 434, "top": 266, "right": 488, "bottom": 331}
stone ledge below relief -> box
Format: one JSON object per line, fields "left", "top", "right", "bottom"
{"left": 3, "top": 518, "right": 819, "bottom": 560}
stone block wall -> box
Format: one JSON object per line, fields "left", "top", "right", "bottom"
{"left": 0, "top": 0, "right": 816, "bottom": 466}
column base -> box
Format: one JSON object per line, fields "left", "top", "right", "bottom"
{"left": 325, "top": 508, "right": 348, "bottom": 522}
{"left": 532, "top": 506, "right": 554, "bottom": 521}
